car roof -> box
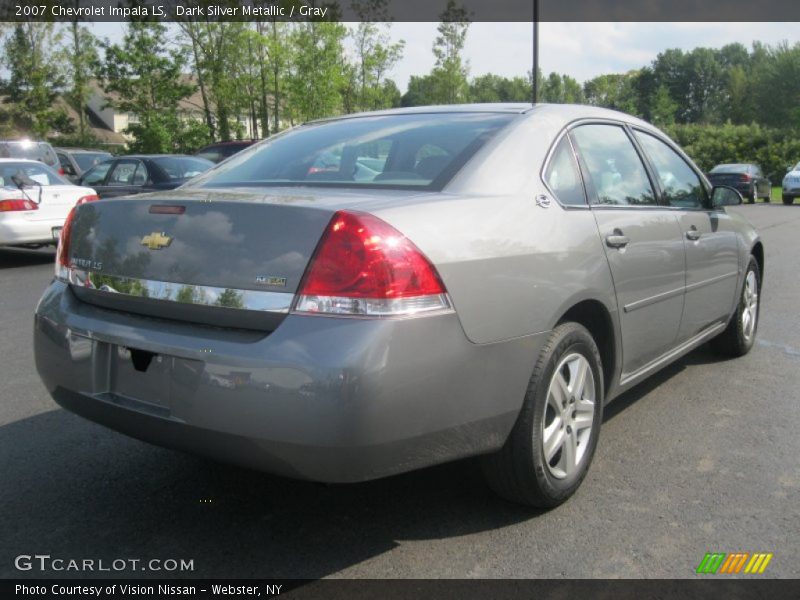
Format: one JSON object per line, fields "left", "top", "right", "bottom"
{"left": 56, "top": 147, "right": 112, "bottom": 153}
{"left": 306, "top": 103, "right": 661, "bottom": 133}
{"left": 201, "top": 141, "right": 255, "bottom": 147}
{"left": 117, "top": 154, "right": 194, "bottom": 159}
{"left": 0, "top": 158, "right": 42, "bottom": 164}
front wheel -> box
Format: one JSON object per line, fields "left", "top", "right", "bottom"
{"left": 481, "top": 322, "right": 604, "bottom": 507}
{"left": 711, "top": 256, "right": 760, "bottom": 357}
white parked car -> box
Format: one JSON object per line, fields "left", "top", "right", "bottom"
{"left": 0, "top": 159, "right": 98, "bottom": 248}
{"left": 782, "top": 161, "right": 800, "bottom": 205}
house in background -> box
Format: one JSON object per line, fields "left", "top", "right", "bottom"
{"left": 86, "top": 77, "right": 284, "bottom": 142}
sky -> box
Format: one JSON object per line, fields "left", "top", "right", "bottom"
{"left": 87, "top": 21, "right": 800, "bottom": 92}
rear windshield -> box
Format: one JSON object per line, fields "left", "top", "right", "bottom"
{"left": 0, "top": 161, "right": 68, "bottom": 186}
{"left": 0, "top": 142, "right": 56, "bottom": 165}
{"left": 188, "top": 113, "right": 516, "bottom": 190}
{"left": 73, "top": 152, "right": 112, "bottom": 171}
{"left": 710, "top": 164, "right": 749, "bottom": 174}
{"left": 151, "top": 156, "right": 213, "bottom": 180}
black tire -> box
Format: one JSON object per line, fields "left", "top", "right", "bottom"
{"left": 748, "top": 188, "right": 757, "bottom": 203}
{"left": 711, "top": 255, "right": 761, "bottom": 357}
{"left": 783, "top": 195, "right": 794, "bottom": 206}
{"left": 481, "top": 322, "right": 604, "bottom": 507}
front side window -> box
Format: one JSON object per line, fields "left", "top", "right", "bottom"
{"left": 82, "top": 161, "right": 112, "bottom": 186}
{"left": 187, "top": 113, "right": 516, "bottom": 191}
{"left": 634, "top": 131, "right": 707, "bottom": 209}
{"left": 544, "top": 137, "right": 586, "bottom": 206}
{"left": 570, "top": 124, "right": 656, "bottom": 206}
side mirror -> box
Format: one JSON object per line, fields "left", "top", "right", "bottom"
{"left": 711, "top": 185, "right": 743, "bottom": 208}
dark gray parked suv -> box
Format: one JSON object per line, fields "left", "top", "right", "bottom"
{"left": 34, "top": 104, "right": 762, "bottom": 507}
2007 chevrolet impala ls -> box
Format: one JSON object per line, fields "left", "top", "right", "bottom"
{"left": 34, "top": 104, "right": 761, "bottom": 507}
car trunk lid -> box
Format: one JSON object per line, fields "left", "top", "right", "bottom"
{"left": 64, "top": 192, "right": 337, "bottom": 331}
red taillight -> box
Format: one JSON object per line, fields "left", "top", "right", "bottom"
{"left": 294, "top": 211, "right": 450, "bottom": 316}
{"left": 0, "top": 199, "right": 38, "bottom": 212}
{"left": 76, "top": 194, "right": 100, "bottom": 205}
{"left": 740, "top": 174, "right": 751, "bottom": 182}
{"left": 55, "top": 206, "right": 77, "bottom": 281}
{"left": 58, "top": 167, "right": 65, "bottom": 176}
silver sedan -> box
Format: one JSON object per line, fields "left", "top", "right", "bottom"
{"left": 34, "top": 104, "right": 762, "bottom": 507}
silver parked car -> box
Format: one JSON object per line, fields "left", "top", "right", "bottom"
{"left": 782, "top": 161, "right": 800, "bottom": 205}
{"left": 34, "top": 105, "right": 762, "bottom": 507}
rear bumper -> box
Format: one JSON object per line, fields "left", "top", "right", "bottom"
{"left": 0, "top": 216, "right": 63, "bottom": 245}
{"left": 34, "top": 281, "right": 545, "bottom": 482}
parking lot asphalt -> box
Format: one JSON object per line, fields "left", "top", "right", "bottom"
{"left": 1, "top": 204, "right": 798, "bottom": 579}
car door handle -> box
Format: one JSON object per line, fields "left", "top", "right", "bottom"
{"left": 605, "top": 231, "right": 629, "bottom": 248}
{"left": 686, "top": 227, "right": 701, "bottom": 241}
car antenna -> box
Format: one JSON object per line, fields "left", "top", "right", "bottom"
{"left": 531, "top": 0, "right": 539, "bottom": 105}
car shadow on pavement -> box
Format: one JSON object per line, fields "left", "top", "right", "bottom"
{"left": 1, "top": 345, "right": 728, "bottom": 580}
{"left": 0, "top": 407, "right": 538, "bottom": 579}
{"left": 0, "top": 247, "right": 55, "bottom": 269}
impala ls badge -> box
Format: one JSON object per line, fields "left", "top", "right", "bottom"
{"left": 255, "top": 276, "right": 287, "bottom": 287}
{"left": 141, "top": 232, "right": 172, "bottom": 250}
{"left": 535, "top": 194, "right": 552, "bottom": 208}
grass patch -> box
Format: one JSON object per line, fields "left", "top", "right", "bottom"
{"left": 768, "top": 186, "right": 797, "bottom": 204}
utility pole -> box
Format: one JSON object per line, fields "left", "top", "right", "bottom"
{"left": 532, "top": 0, "right": 539, "bottom": 104}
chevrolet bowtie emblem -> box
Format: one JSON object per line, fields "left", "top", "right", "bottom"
{"left": 141, "top": 232, "right": 172, "bottom": 250}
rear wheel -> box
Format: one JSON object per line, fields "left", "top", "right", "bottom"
{"left": 783, "top": 195, "right": 794, "bottom": 206}
{"left": 481, "top": 322, "right": 604, "bottom": 507}
{"left": 748, "top": 187, "right": 757, "bottom": 203}
{"left": 711, "top": 256, "right": 760, "bottom": 357}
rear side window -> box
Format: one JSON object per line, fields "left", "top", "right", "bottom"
{"left": 107, "top": 160, "right": 140, "bottom": 186}
{"left": 188, "top": 113, "right": 516, "bottom": 191}
{"left": 544, "top": 137, "right": 586, "bottom": 206}
{"left": 571, "top": 124, "right": 656, "bottom": 207}
{"left": 634, "top": 131, "right": 707, "bottom": 209}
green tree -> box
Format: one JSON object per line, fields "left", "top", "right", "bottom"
{"left": 0, "top": 23, "right": 65, "bottom": 138}
{"left": 429, "top": 0, "right": 470, "bottom": 104}
{"left": 583, "top": 72, "right": 640, "bottom": 114}
{"left": 349, "top": 0, "right": 405, "bottom": 112}
{"left": 540, "top": 72, "right": 585, "bottom": 104}
{"left": 61, "top": 16, "right": 99, "bottom": 143}
{"left": 287, "top": 20, "right": 348, "bottom": 121}
{"left": 97, "top": 22, "right": 205, "bottom": 152}
{"left": 650, "top": 84, "right": 678, "bottom": 127}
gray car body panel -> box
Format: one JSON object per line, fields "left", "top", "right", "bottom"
{"left": 33, "top": 104, "right": 762, "bottom": 482}
{"left": 35, "top": 281, "right": 546, "bottom": 482}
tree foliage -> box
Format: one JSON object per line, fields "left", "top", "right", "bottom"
{"left": 97, "top": 22, "right": 208, "bottom": 153}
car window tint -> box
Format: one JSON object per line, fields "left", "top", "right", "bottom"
{"left": 197, "top": 150, "right": 224, "bottom": 163}
{"left": 73, "top": 152, "right": 112, "bottom": 171}
{"left": 82, "top": 162, "right": 112, "bottom": 185}
{"left": 545, "top": 137, "right": 586, "bottom": 206}
{"left": 132, "top": 162, "right": 148, "bottom": 185}
{"left": 189, "top": 113, "right": 515, "bottom": 190}
{"left": 0, "top": 161, "right": 65, "bottom": 186}
{"left": 571, "top": 125, "right": 656, "bottom": 206}
{"left": 108, "top": 161, "right": 138, "bottom": 186}
{"left": 634, "top": 131, "right": 707, "bottom": 209}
